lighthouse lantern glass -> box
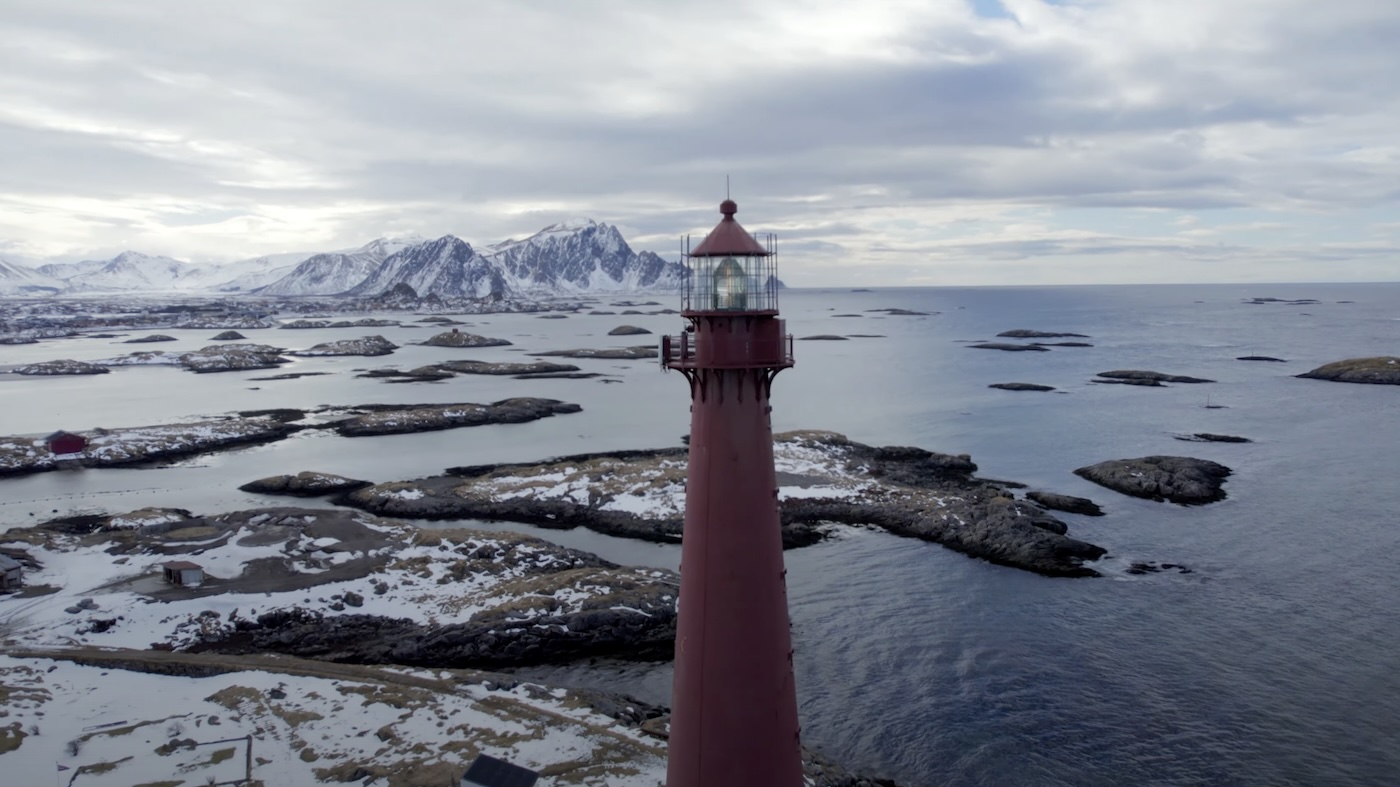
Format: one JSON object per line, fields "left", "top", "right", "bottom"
{"left": 713, "top": 257, "right": 748, "bottom": 311}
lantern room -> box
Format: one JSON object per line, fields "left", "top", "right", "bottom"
{"left": 682, "top": 199, "right": 780, "bottom": 314}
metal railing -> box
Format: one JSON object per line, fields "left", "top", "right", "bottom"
{"left": 679, "top": 234, "right": 780, "bottom": 313}
{"left": 660, "top": 330, "right": 794, "bottom": 370}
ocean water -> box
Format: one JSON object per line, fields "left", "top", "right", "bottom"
{"left": 3, "top": 283, "right": 1399, "bottom": 786}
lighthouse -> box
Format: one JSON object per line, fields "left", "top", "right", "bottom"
{"left": 660, "top": 200, "right": 803, "bottom": 786}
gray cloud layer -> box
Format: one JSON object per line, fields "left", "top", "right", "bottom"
{"left": 1, "top": 0, "right": 1397, "bottom": 284}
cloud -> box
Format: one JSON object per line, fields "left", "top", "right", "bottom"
{"left": 0, "top": 0, "right": 1396, "bottom": 283}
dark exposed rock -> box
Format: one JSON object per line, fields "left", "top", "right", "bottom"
{"left": 179, "top": 344, "right": 290, "bottom": 373}
{"left": 435, "top": 359, "right": 582, "bottom": 376}
{"left": 532, "top": 346, "right": 657, "bottom": 360}
{"left": 996, "top": 329, "right": 1090, "bottom": 338}
{"left": 246, "top": 372, "right": 331, "bottom": 381}
{"left": 1025, "top": 491, "right": 1104, "bottom": 516}
{"left": 607, "top": 325, "right": 652, "bottom": 336}
{"left": 420, "top": 330, "right": 511, "bottom": 348}
{"left": 12, "top": 359, "right": 110, "bottom": 375}
{"left": 967, "top": 343, "right": 1050, "bottom": 352}
{"left": 355, "top": 366, "right": 455, "bottom": 382}
{"left": 513, "top": 372, "right": 605, "bottom": 380}
{"left": 211, "top": 331, "right": 247, "bottom": 341}
{"left": 239, "top": 471, "right": 372, "bottom": 496}
{"left": 1244, "top": 297, "right": 1319, "bottom": 305}
{"left": 288, "top": 335, "right": 397, "bottom": 357}
{"left": 1173, "top": 433, "right": 1251, "bottom": 443}
{"left": 331, "top": 398, "right": 582, "bottom": 437}
{"left": 1090, "top": 377, "right": 1163, "bottom": 387}
{"left": 865, "top": 308, "right": 931, "bottom": 315}
{"left": 1297, "top": 357, "right": 1400, "bottom": 385}
{"left": 1096, "top": 370, "right": 1215, "bottom": 384}
{"left": 280, "top": 318, "right": 400, "bottom": 329}
{"left": 801, "top": 335, "right": 850, "bottom": 341}
{"left": 1237, "top": 355, "right": 1286, "bottom": 362}
{"left": 1032, "top": 341, "right": 1094, "bottom": 347}
{"left": 235, "top": 409, "right": 306, "bottom": 423}
{"left": 989, "top": 382, "right": 1055, "bottom": 392}
{"left": 1074, "top": 456, "right": 1231, "bottom": 505}
{"left": 1127, "top": 561, "right": 1192, "bottom": 575}
{"left": 124, "top": 334, "right": 177, "bottom": 343}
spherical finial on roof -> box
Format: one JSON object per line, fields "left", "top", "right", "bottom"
{"left": 719, "top": 199, "right": 737, "bottom": 217}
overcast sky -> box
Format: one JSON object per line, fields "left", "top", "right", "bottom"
{"left": 2, "top": 0, "right": 1397, "bottom": 285}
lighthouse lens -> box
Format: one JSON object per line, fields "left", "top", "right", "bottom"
{"left": 714, "top": 257, "right": 748, "bottom": 310}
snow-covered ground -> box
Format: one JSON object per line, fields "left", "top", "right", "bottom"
{"left": 0, "top": 509, "right": 682, "bottom": 784}
{"left": 467, "top": 434, "right": 879, "bottom": 520}
{"left": 0, "top": 654, "right": 670, "bottom": 786}
{"left": 0, "top": 417, "right": 293, "bottom": 475}
{"left": 0, "top": 510, "right": 670, "bottom": 653}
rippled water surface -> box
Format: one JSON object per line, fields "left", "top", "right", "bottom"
{"left": 4, "top": 283, "right": 1399, "bottom": 786}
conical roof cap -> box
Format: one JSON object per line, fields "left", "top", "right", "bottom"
{"left": 688, "top": 200, "right": 770, "bottom": 257}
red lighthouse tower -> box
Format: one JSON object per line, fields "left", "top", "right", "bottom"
{"left": 661, "top": 200, "right": 802, "bottom": 786}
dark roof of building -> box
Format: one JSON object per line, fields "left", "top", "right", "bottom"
{"left": 0, "top": 555, "right": 22, "bottom": 571}
{"left": 461, "top": 754, "right": 539, "bottom": 787}
{"left": 688, "top": 199, "right": 770, "bottom": 258}
{"left": 44, "top": 430, "right": 83, "bottom": 441}
{"left": 161, "top": 560, "right": 203, "bottom": 571}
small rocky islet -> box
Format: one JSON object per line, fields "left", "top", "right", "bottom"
{"left": 1091, "top": 370, "right": 1215, "bottom": 386}
{"left": 1297, "top": 356, "right": 1400, "bottom": 385}
{"left": 12, "top": 359, "right": 111, "bottom": 375}
{"left": 1074, "top": 456, "right": 1232, "bottom": 505}
{"left": 419, "top": 329, "right": 512, "bottom": 348}
{"left": 286, "top": 335, "right": 398, "bottom": 357}
{"left": 996, "top": 329, "right": 1090, "bottom": 339}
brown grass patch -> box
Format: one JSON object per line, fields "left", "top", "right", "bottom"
{"left": 0, "top": 723, "right": 26, "bottom": 754}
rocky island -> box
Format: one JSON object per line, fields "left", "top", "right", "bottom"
{"left": 0, "top": 414, "right": 301, "bottom": 477}
{"left": 967, "top": 342, "right": 1050, "bottom": 352}
{"left": 1092, "top": 370, "right": 1215, "bottom": 385}
{"left": 533, "top": 345, "right": 658, "bottom": 360}
{"left": 1297, "top": 356, "right": 1400, "bottom": 385}
{"left": 420, "top": 329, "right": 512, "bottom": 348}
{"left": 327, "top": 398, "right": 582, "bottom": 436}
{"left": 287, "top": 335, "right": 398, "bottom": 356}
{"left": 996, "top": 329, "right": 1090, "bottom": 338}
{"left": 1074, "top": 456, "right": 1232, "bottom": 505}
{"left": 325, "top": 431, "right": 1108, "bottom": 577}
{"left": 95, "top": 342, "right": 292, "bottom": 373}
{"left": 11, "top": 359, "right": 111, "bottom": 375}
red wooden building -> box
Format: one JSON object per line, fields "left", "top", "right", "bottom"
{"left": 44, "top": 430, "right": 87, "bottom": 455}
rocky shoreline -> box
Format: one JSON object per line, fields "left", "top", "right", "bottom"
{"left": 306, "top": 431, "right": 1110, "bottom": 577}
{"left": 0, "top": 398, "right": 584, "bottom": 477}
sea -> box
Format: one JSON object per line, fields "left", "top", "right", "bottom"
{"left": 2, "top": 282, "right": 1398, "bottom": 787}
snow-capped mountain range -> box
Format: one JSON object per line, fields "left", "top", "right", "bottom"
{"left": 0, "top": 221, "right": 686, "bottom": 299}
